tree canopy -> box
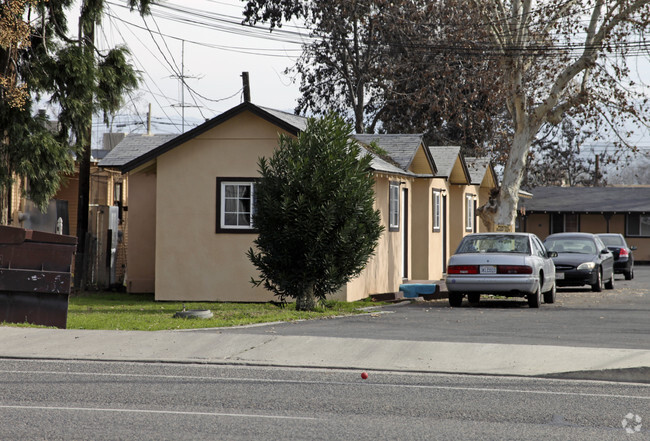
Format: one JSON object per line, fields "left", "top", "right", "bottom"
{"left": 247, "top": 114, "right": 383, "bottom": 311}
{"left": 0, "top": 0, "right": 148, "bottom": 223}
{"left": 523, "top": 119, "right": 611, "bottom": 189}
{"left": 0, "top": 0, "right": 30, "bottom": 110}
{"left": 470, "top": 0, "right": 650, "bottom": 229}
{"left": 1, "top": 0, "right": 72, "bottom": 220}
{"left": 245, "top": 0, "right": 650, "bottom": 230}
{"left": 245, "top": 0, "right": 510, "bottom": 156}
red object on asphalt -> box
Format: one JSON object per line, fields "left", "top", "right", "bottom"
{"left": 361, "top": 372, "right": 368, "bottom": 379}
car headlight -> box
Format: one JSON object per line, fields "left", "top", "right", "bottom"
{"left": 577, "top": 262, "right": 596, "bottom": 271}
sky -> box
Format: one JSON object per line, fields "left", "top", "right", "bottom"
{"left": 91, "top": 0, "right": 307, "bottom": 142}
{"left": 64, "top": 0, "right": 650, "bottom": 162}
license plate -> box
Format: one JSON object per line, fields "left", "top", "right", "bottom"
{"left": 556, "top": 272, "right": 565, "bottom": 280}
{"left": 480, "top": 265, "right": 497, "bottom": 274}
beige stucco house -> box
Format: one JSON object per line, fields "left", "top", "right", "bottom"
{"left": 466, "top": 157, "right": 499, "bottom": 232}
{"left": 100, "top": 102, "right": 496, "bottom": 301}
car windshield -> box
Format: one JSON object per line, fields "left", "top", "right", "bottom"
{"left": 544, "top": 238, "right": 597, "bottom": 254}
{"left": 599, "top": 235, "right": 625, "bottom": 247}
{"left": 456, "top": 235, "right": 530, "bottom": 254}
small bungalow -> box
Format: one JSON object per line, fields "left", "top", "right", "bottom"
{"left": 353, "top": 134, "right": 440, "bottom": 281}
{"left": 426, "top": 146, "right": 474, "bottom": 268}
{"left": 465, "top": 156, "right": 499, "bottom": 232}
{"left": 100, "top": 102, "right": 497, "bottom": 301}
{"left": 518, "top": 186, "right": 650, "bottom": 261}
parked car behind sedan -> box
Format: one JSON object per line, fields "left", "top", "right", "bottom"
{"left": 543, "top": 232, "right": 615, "bottom": 292}
{"left": 445, "top": 233, "right": 556, "bottom": 308}
{"left": 597, "top": 233, "right": 636, "bottom": 280}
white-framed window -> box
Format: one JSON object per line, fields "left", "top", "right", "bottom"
{"left": 465, "top": 194, "right": 474, "bottom": 232}
{"left": 217, "top": 178, "right": 256, "bottom": 232}
{"left": 627, "top": 214, "right": 650, "bottom": 237}
{"left": 432, "top": 190, "right": 441, "bottom": 232}
{"left": 389, "top": 181, "right": 400, "bottom": 231}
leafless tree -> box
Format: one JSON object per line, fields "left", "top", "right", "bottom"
{"left": 470, "top": 0, "right": 650, "bottom": 229}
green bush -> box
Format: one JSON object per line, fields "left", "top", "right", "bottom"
{"left": 248, "top": 114, "right": 383, "bottom": 310}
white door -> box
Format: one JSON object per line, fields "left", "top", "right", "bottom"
{"left": 401, "top": 188, "right": 408, "bottom": 279}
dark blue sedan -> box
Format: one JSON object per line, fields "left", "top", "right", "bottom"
{"left": 598, "top": 233, "right": 636, "bottom": 280}
{"left": 543, "top": 233, "right": 615, "bottom": 292}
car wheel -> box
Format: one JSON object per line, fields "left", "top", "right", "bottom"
{"left": 467, "top": 293, "right": 480, "bottom": 306}
{"left": 449, "top": 293, "right": 463, "bottom": 307}
{"left": 605, "top": 272, "right": 615, "bottom": 290}
{"left": 528, "top": 283, "right": 541, "bottom": 308}
{"left": 625, "top": 266, "right": 634, "bottom": 280}
{"left": 543, "top": 281, "right": 556, "bottom": 304}
{"left": 591, "top": 268, "right": 603, "bottom": 292}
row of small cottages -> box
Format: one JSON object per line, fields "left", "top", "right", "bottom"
{"left": 99, "top": 102, "right": 497, "bottom": 302}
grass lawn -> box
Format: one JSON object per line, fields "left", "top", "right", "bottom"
{"left": 60, "top": 292, "right": 386, "bottom": 331}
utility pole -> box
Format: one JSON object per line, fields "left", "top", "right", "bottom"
{"left": 171, "top": 40, "right": 200, "bottom": 133}
{"left": 181, "top": 40, "right": 185, "bottom": 132}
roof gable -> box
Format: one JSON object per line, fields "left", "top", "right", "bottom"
{"left": 466, "top": 157, "right": 498, "bottom": 187}
{"left": 408, "top": 146, "right": 434, "bottom": 174}
{"left": 117, "top": 102, "right": 307, "bottom": 173}
{"left": 428, "top": 146, "right": 470, "bottom": 184}
{"left": 351, "top": 134, "right": 433, "bottom": 174}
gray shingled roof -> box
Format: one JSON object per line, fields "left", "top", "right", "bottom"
{"left": 521, "top": 187, "right": 650, "bottom": 213}
{"left": 428, "top": 146, "right": 460, "bottom": 178}
{"left": 363, "top": 149, "right": 415, "bottom": 176}
{"left": 465, "top": 157, "right": 491, "bottom": 185}
{"left": 98, "top": 134, "right": 177, "bottom": 168}
{"left": 352, "top": 134, "right": 425, "bottom": 171}
{"left": 259, "top": 106, "right": 307, "bottom": 131}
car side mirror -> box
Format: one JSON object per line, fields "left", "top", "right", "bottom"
{"left": 630, "top": 246, "right": 638, "bottom": 251}
{"left": 547, "top": 251, "right": 558, "bottom": 258}
{"left": 600, "top": 249, "right": 610, "bottom": 255}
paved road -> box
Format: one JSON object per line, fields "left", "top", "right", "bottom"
{"left": 1, "top": 359, "right": 648, "bottom": 440}
{"left": 1, "top": 267, "right": 648, "bottom": 382}
{"left": 1, "top": 267, "right": 648, "bottom": 440}
{"left": 208, "top": 266, "right": 650, "bottom": 350}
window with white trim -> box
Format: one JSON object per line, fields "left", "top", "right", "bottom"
{"left": 217, "top": 178, "right": 256, "bottom": 232}
{"left": 389, "top": 182, "right": 400, "bottom": 231}
{"left": 432, "top": 190, "right": 441, "bottom": 232}
{"left": 627, "top": 214, "right": 650, "bottom": 237}
{"left": 465, "top": 194, "right": 474, "bottom": 232}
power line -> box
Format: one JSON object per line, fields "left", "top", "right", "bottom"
{"left": 98, "top": 0, "right": 649, "bottom": 138}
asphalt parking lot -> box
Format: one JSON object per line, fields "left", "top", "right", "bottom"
{"left": 213, "top": 266, "right": 650, "bottom": 351}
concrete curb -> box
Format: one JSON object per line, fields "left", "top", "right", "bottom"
{"left": 1, "top": 327, "right": 649, "bottom": 384}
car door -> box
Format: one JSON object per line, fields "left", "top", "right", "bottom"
{"left": 533, "top": 235, "right": 555, "bottom": 291}
{"left": 595, "top": 236, "right": 614, "bottom": 280}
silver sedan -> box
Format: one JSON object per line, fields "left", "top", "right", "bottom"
{"left": 445, "top": 233, "right": 557, "bottom": 308}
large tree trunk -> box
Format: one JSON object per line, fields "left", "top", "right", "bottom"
{"left": 495, "top": 129, "right": 533, "bottom": 229}
{"left": 74, "top": 17, "right": 95, "bottom": 291}
{"left": 296, "top": 286, "right": 317, "bottom": 311}
{"left": 479, "top": 125, "right": 535, "bottom": 232}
